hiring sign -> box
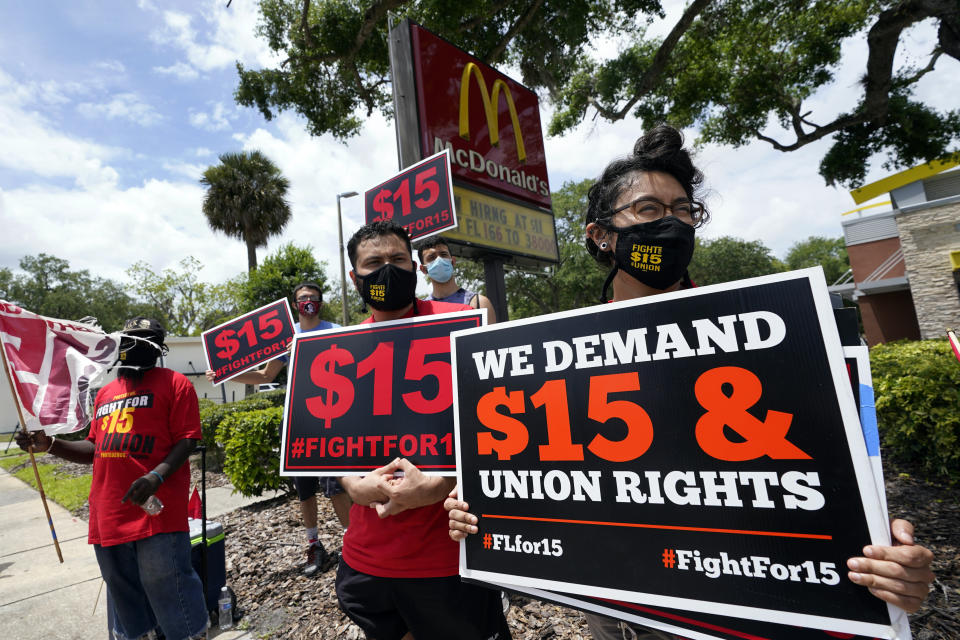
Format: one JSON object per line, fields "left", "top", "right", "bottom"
{"left": 202, "top": 299, "right": 295, "bottom": 385}
{"left": 281, "top": 309, "right": 485, "bottom": 476}
{"left": 364, "top": 149, "right": 457, "bottom": 242}
{"left": 451, "top": 269, "right": 903, "bottom": 638}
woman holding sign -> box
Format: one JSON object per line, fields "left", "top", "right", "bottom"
{"left": 446, "top": 124, "right": 934, "bottom": 639}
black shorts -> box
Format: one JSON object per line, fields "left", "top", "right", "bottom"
{"left": 293, "top": 476, "right": 345, "bottom": 501}
{"left": 335, "top": 558, "right": 511, "bottom": 640}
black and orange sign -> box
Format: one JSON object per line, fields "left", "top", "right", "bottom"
{"left": 364, "top": 150, "right": 457, "bottom": 242}
{"left": 202, "top": 299, "right": 295, "bottom": 385}
{"left": 281, "top": 309, "right": 485, "bottom": 475}
{"left": 451, "top": 269, "right": 899, "bottom": 638}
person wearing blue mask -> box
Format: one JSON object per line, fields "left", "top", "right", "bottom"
{"left": 416, "top": 236, "right": 497, "bottom": 323}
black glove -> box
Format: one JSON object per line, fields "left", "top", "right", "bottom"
{"left": 121, "top": 473, "right": 162, "bottom": 506}
{"left": 14, "top": 429, "right": 52, "bottom": 454}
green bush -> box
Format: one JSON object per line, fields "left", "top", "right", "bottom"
{"left": 199, "top": 390, "right": 286, "bottom": 471}
{"left": 216, "top": 405, "right": 292, "bottom": 497}
{"left": 871, "top": 339, "right": 960, "bottom": 481}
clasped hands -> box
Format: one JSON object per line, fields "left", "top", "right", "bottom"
{"left": 348, "top": 458, "right": 450, "bottom": 519}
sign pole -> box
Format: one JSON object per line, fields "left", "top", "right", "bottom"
{"left": 483, "top": 255, "right": 508, "bottom": 323}
{"left": 0, "top": 333, "right": 64, "bottom": 563}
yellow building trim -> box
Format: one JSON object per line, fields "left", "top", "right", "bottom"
{"left": 840, "top": 201, "right": 891, "bottom": 217}
{"left": 849, "top": 157, "right": 959, "bottom": 205}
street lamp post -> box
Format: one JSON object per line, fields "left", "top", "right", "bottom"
{"left": 336, "top": 191, "right": 359, "bottom": 325}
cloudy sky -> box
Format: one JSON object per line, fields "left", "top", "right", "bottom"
{"left": 1, "top": 0, "right": 956, "bottom": 292}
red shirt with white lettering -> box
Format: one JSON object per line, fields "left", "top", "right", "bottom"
{"left": 341, "top": 298, "right": 471, "bottom": 577}
{"left": 86, "top": 367, "right": 202, "bottom": 546}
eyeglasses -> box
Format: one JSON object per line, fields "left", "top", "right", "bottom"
{"left": 611, "top": 196, "right": 705, "bottom": 225}
{"left": 296, "top": 295, "right": 320, "bottom": 302}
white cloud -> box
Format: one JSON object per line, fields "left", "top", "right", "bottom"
{"left": 94, "top": 60, "right": 126, "bottom": 75}
{"left": 77, "top": 93, "right": 164, "bottom": 126}
{"left": 189, "top": 102, "right": 231, "bottom": 131}
{"left": 163, "top": 161, "right": 206, "bottom": 181}
{"left": 194, "top": 147, "right": 213, "bottom": 157}
{"left": 0, "top": 72, "right": 123, "bottom": 189}
{"left": 1, "top": 178, "right": 247, "bottom": 285}
{"left": 143, "top": 0, "right": 278, "bottom": 79}
{"left": 153, "top": 61, "right": 200, "bottom": 80}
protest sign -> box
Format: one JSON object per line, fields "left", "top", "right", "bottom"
{"left": 451, "top": 269, "right": 903, "bottom": 638}
{"left": 202, "top": 299, "right": 295, "bottom": 385}
{"left": 479, "top": 347, "right": 895, "bottom": 640}
{"left": 364, "top": 149, "right": 457, "bottom": 242}
{"left": 281, "top": 309, "right": 485, "bottom": 476}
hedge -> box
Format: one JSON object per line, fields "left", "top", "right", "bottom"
{"left": 871, "top": 339, "right": 960, "bottom": 481}
{"left": 216, "top": 406, "right": 291, "bottom": 497}
{"left": 198, "top": 390, "right": 286, "bottom": 473}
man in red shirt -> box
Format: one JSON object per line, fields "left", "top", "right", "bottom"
{"left": 334, "top": 220, "right": 510, "bottom": 640}
{"left": 16, "top": 317, "right": 208, "bottom": 640}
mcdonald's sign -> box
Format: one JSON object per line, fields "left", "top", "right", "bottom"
{"left": 406, "top": 24, "right": 552, "bottom": 210}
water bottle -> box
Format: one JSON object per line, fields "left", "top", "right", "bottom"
{"left": 140, "top": 495, "right": 163, "bottom": 516}
{"left": 218, "top": 586, "right": 233, "bottom": 630}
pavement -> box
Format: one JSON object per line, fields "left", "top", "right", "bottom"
{"left": 0, "top": 461, "right": 282, "bottom": 640}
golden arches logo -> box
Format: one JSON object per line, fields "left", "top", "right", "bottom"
{"left": 458, "top": 62, "right": 527, "bottom": 164}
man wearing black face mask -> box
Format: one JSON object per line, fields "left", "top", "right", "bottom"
{"left": 335, "top": 220, "right": 511, "bottom": 640}
{"left": 205, "top": 283, "right": 349, "bottom": 575}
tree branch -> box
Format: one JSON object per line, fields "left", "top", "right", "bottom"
{"left": 458, "top": 0, "right": 514, "bottom": 33}
{"left": 895, "top": 48, "right": 943, "bottom": 87}
{"left": 589, "top": 0, "right": 711, "bottom": 121}
{"left": 354, "top": 0, "right": 408, "bottom": 55}
{"left": 754, "top": 0, "right": 951, "bottom": 152}
{"left": 300, "top": 0, "right": 316, "bottom": 50}
{"left": 484, "top": 0, "right": 545, "bottom": 65}
{"left": 351, "top": 59, "right": 377, "bottom": 115}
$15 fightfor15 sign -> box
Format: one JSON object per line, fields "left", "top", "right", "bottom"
{"left": 202, "top": 299, "right": 296, "bottom": 385}
{"left": 365, "top": 150, "right": 457, "bottom": 242}
{"left": 282, "top": 310, "right": 485, "bottom": 475}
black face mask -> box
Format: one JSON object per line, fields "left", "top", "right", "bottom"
{"left": 118, "top": 335, "right": 162, "bottom": 370}
{"left": 601, "top": 216, "right": 695, "bottom": 302}
{"left": 355, "top": 263, "right": 418, "bottom": 311}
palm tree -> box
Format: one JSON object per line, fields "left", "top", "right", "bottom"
{"left": 200, "top": 150, "right": 292, "bottom": 272}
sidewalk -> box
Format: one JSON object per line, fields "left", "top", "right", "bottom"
{"left": 0, "top": 465, "right": 281, "bottom": 640}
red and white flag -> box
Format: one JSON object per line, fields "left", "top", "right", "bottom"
{"left": 948, "top": 328, "right": 960, "bottom": 363}
{"left": 0, "top": 301, "right": 120, "bottom": 434}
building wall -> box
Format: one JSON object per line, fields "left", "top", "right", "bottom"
{"left": 846, "top": 236, "right": 905, "bottom": 281}
{"left": 858, "top": 290, "right": 921, "bottom": 346}
{"left": 896, "top": 199, "right": 960, "bottom": 339}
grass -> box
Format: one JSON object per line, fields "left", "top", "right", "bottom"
{"left": 1, "top": 448, "right": 91, "bottom": 513}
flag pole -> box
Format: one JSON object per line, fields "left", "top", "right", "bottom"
{"left": 0, "top": 333, "right": 64, "bottom": 563}
{"left": 948, "top": 328, "right": 960, "bottom": 363}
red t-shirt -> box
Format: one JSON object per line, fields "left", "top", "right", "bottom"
{"left": 342, "top": 298, "right": 472, "bottom": 578}
{"left": 86, "top": 367, "right": 202, "bottom": 546}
